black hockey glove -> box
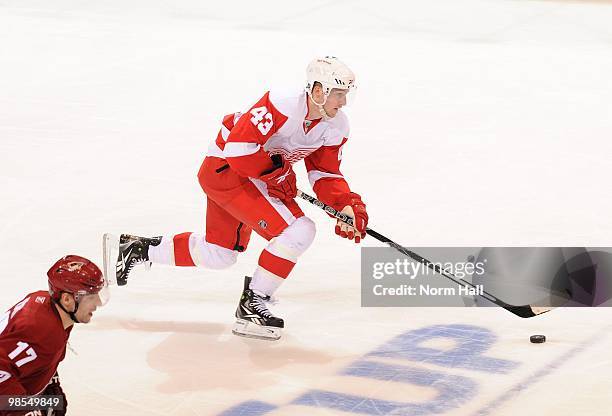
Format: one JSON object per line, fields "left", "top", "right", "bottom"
{"left": 41, "top": 373, "right": 67, "bottom": 416}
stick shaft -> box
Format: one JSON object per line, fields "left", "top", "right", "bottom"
{"left": 296, "top": 190, "right": 547, "bottom": 318}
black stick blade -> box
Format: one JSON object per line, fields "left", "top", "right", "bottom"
{"left": 505, "top": 304, "right": 552, "bottom": 318}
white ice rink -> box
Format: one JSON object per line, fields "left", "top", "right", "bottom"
{"left": 2, "top": 0, "right": 612, "bottom": 414}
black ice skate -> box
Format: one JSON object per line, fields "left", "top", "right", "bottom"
{"left": 115, "top": 234, "right": 161, "bottom": 286}
{"left": 232, "top": 276, "right": 284, "bottom": 341}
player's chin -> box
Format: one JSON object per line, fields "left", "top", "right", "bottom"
{"left": 327, "top": 108, "right": 339, "bottom": 118}
{"left": 80, "top": 313, "right": 94, "bottom": 323}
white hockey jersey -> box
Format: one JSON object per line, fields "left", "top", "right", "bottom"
{"left": 207, "top": 90, "right": 354, "bottom": 209}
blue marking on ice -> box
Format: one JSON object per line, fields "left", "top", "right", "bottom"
{"left": 219, "top": 324, "right": 520, "bottom": 415}
{"left": 218, "top": 400, "right": 277, "bottom": 416}
{"left": 367, "top": 324, "right": 519, "bottom": 373}
{"left": 293, "top": 359, "right": 477, "bottom": 415}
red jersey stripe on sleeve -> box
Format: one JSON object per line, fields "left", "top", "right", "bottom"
{"left": 304, "top": 138, "right": 351, "bottom": 209}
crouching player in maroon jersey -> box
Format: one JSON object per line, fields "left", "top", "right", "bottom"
{"left": 0, "top": 255, "right": 108, "bottom": 415}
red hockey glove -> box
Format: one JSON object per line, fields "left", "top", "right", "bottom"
{"left": 41, "top": 373, "right": 67, "bottom": 416}
{"left": 259, "top": 154, "right": 297, "bottom": 201}
{"left": 335, "top": 192, "right": 368, "bottom": 243}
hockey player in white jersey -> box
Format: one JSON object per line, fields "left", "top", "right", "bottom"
{"left": 108, "top": 57, "right": 369, "bottom": 340}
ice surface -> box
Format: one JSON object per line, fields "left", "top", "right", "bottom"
{"left": 1, "top": 0, "right": 612, "bottom": 414}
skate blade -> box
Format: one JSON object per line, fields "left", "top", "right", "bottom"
{"left": 102, "top": 233, "right": 119, "bottom": 286}
{"left": 232, "top": 319, "right": 282, "bottom": 341}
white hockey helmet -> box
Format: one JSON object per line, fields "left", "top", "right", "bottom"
{"left": 305, "top": 56, "right": 356, "bottom": 97}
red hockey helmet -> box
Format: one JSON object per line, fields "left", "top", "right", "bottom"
{"left": 48, "top": 255, "right": 108, "bottom": 304}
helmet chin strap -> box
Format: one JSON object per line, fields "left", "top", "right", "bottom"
{"left": 308, "top": 93, "right": 332, "bottom": 120}
{"left": 54, "top": 293, "right": 81, "bottom": 323}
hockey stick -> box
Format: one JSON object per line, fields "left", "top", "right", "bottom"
{"left": 296, "top": 190, "right": 551, "bottom": 319}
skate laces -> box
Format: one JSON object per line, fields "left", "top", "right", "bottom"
{"left": 251, "top": 295, "right": 274, "bottom": 318}
{"left": 251, "top": 289, "right": 279, "bottom": 305}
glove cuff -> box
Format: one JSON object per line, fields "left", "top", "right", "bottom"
{"left": 335, "top": 192, "right": 364, "bottom": 210}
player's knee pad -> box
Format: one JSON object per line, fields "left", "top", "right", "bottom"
{"left": 191, "top": 236, "right": 238, "bottom": 269}
{"left": 273, "top": 216, "right": 316, "bottom": 260}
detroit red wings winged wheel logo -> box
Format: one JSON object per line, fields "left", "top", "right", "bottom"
{"left": 269, "top": 148, "right": 315, "bottom": 164}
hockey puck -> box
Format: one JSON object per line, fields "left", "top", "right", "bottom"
{"left": 530, "top": 335, "right": 546, "bottom": 343}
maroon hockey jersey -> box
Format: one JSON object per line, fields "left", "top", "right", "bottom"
{"left": 0, "top": 291, "right": 72, "bottom": 396}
